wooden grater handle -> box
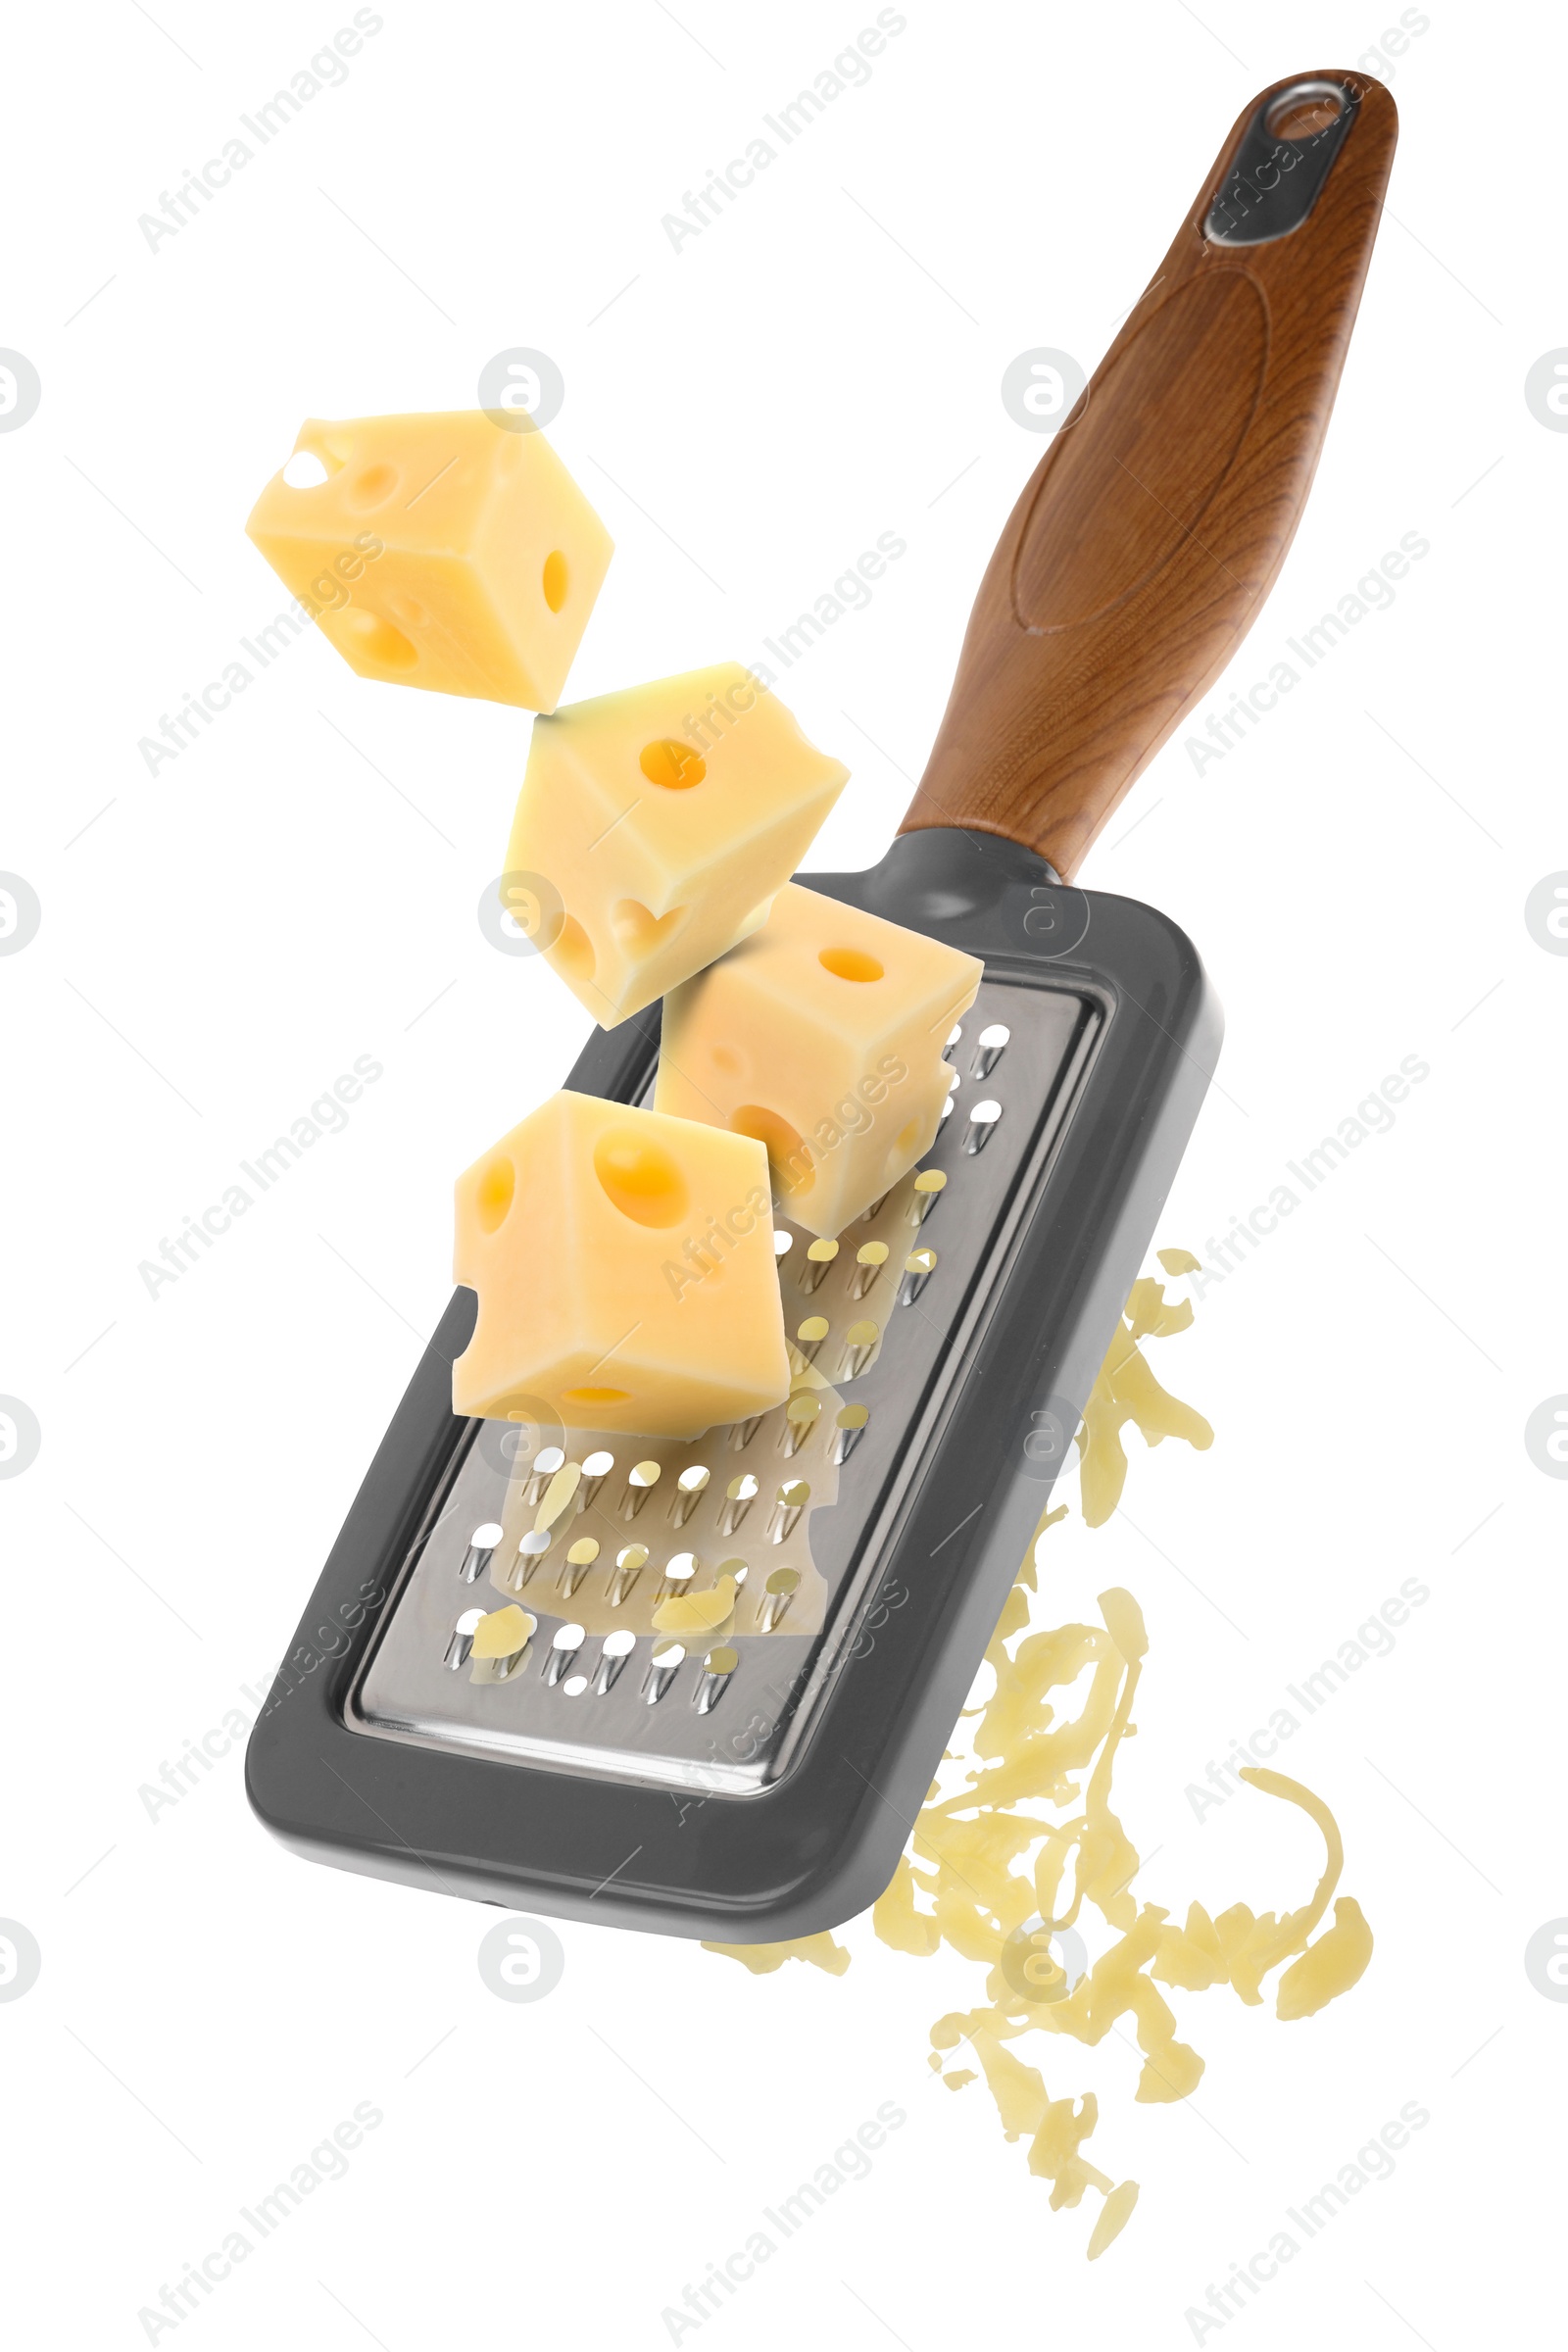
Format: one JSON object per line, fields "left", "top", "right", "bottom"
{"left": 900, "top": 72, "right": 1397, "bottom": 877}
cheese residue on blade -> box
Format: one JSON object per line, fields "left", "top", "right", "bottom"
{"left": 703, "top": 1253, "right": 1374, "bottom": 2262}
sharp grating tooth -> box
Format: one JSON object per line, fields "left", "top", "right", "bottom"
{"left": 444, "top": 1607, "right": 485, "bottom": 1670}
{"left": 968, "top": 1021, "right": 1009, "bottom": 1079}
{"left": 828, "top": 1404, "right": 868, "bottom": 1465}
{"left": 942, "top": 1022, "right": 963, "bottom": 1062}
{"left": 619, "top": 1459, "right": 662, "bottom": 1519}
{"left": 858, "top": 1190, "right": 892, "bottom": 1223}
{"left": 757, "top": 1567, "right": 800, "bottom": 1631}
{"left": 521, "top": 1447, "right": 565, "bottom": 1509}
{"left": 766, "top": 1480, "right": 809, "bottom": 1544}
{"left": 798, "top": 1238, "right": 839, "bottom": 1295}
{"left": 727, "top": 1415, "right": 762, "bottom": 1450}
{"left": 694, "top": 1644, "right": 738, "bottom": 1714}
{"left": 899, "top": 1247, "right": 938, "bottom": 1306}
{"left": 717, "top": 1473, "right": 759, "bottom": 1536}
{"left": 578, "top": 1449, "right": 615, "bottom": 1511}
{"left": 658, "top": 1551, "right": 698, "bottom": 1600}
{"left": 507, "top": 1531, "right": 553, "bottom": 1591}
{"left": 543, "top": 1623, "right": 585, "bottom": 1687}
{"left": 792, "top": 1315, "right": 829, "bottom": 1368}
{"left": 558, "top": 1537, "right": 599, "bottom": 1597}
{"left": 907, "top": 1169, "right": 948, "bottom": 1225}
{"left": 849, "top": 1242, "right": 889, "bottom": 1300}
{"left": 963, "top": 1098, "right": 1003, "bottom": 1154}
{"left": 592, "top": 1628, "right": 637, "bottom": 1694}
{"left": 668, "top": 1464, "right": 710, "bottom": 1528}
{"left": 459, "top": 1521, "right": 504, "bottom": 1584}
{"left": 606, "top": 1544, "right": 648, "bottom": 1605}
{"left": 778, "top": 1392, "right": 821, "bottom": 1456}
{"left": 837, "top": 1319, "right": 879, "bottom": 1381}
{"left": 642, "top": 1642, "right": 684, "bottom": 1704}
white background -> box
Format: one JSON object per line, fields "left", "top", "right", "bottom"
{"left": 2, "top": 2, "right": 1562, "bottom": 2345}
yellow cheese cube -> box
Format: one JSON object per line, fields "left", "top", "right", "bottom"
{"left": 656, "top": 883, "right": 982, "bottom": 1238}
{"left": 503, "top": 663, "right": 848, "bottom": 1027}
{"left": 245, "top": 412, "right": 612, "bottom": 710}
{"left": 452, "top": 1090, "right": 790, "bottom": 1438}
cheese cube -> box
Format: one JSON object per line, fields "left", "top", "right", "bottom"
{"left": 452, "top": 1090, "right": 790, "bottom": 1438}
{"left": 656, "top": 884, "right": 983, "bottom": 1238}
{"left": 503, "top": 663, "right": 848, "bottom": 1027}
{"left": 245, "top": 412, "right": 612, "bottom": 710}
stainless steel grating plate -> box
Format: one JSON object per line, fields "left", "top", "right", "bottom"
{"left": 347, "top": 975, "right": 1100, "bottom": 1793}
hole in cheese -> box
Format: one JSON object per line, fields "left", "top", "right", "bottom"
{"left": 731, "top": 1104, "right": 813, "bottom": 1196}
{"left": 541, "top": 549, "right": 569, "bottom": 612}
{"left": 282, "top": 450, "right": 330, "bottom": 488}
{"left": 346, "top": 462, "right": 398, "bottom": 510}
{"left": 553, "top": 914, "right": 595, "bottom": 982}
{"left": 564, "top": 1386, "right": 631, "bottom": 1405}
{"left": 591, "top": 1128, "right": 690, "bottom": 1229}
{"left": 342, "top": 608, "right": 417, "bottom": 668}
{"left": 638, "top": 737, "right": 707, "bottom": 790}
{"left": 612, "top": 898, "right": 687, "bottom": 956}
{"left": 475, "top": 1155, "right": 515, "bottom": 1233}
{"left": 818, "top": 946, "right": 884, "bottom": 983}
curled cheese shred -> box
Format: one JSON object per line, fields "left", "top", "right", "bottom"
{"left": 703, "top": 1256, "right": 1371, "bottom": 2259}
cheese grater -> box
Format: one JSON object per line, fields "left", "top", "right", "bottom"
{"left": 248, "top": 72, "right": 1396, "bottom": 1938}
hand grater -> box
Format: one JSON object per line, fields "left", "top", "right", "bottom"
{"left": 247, "top": 72, "right": 1396, "bottom": 1938}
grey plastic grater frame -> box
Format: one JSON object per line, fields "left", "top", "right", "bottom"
{"left": 246, "top": 828, "right": 1221, "bottom": 1940}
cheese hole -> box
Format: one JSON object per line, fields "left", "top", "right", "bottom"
{"left": 386, "top": 592, "right": 426, "bottom": 627}
{"left": 475, "top": 1155, "right": 515, "bottom": 1233}
{"left": 346, "top": 462, "right": 398, "bottom": 510}
{"left": 282, "top": 450, "right": 330, "bottom": 488}
{"left": 732, "top": 1105, "right": 813, "bottom": 1196}
{"left": 542, "top": 550, "right": 569, "bottom": 612}
{"left": 342, "top": 609, "right": 417, "bottom": 667}
{"left": 818, "top": 947, "right": 884, "bottom": 983}
{"left": 552, "top": 915, "right": 595, "bottom": 982}
{"left": 593, "top": 1129, "right": 690, "bottom": 1228}
{"left": 612, "top": 898, "right": 687, "bottom": 956}
{"left": 710, "top": 1046, "right": 742, "bottom": 1075}
{"left": 887, "top": 1118, "right": 920, "bottom": 1169}
{"left": 639, "top": 738, "right": 707, "bottom": 790}
{"left": 564, "top": 1386, "right": 631, "bottom": 1404}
